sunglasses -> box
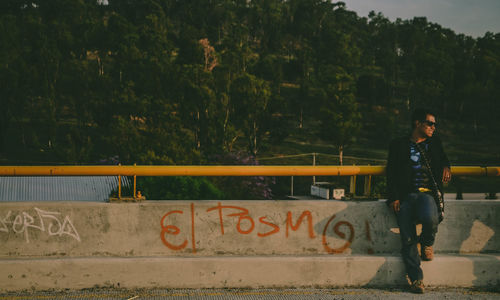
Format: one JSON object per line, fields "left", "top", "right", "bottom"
{"left": 422, "top": 120, "right": 437, "bottom": 127}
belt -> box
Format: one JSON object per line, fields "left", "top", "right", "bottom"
{"left": 418, "top": 187, "right": 432, "bottom": 193}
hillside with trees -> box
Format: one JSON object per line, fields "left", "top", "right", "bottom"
{"left": 1, "top": 0, "right": 499, "bottom": 199}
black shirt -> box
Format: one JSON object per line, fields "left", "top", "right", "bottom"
{"left": 409, "top": 140, "right": 432, "bottom": 192}
{"left": 386, "top": 135, "right": 450, "bottom": 204}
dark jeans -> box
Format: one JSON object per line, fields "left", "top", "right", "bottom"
{"left": 396, "top": 192, "right": 439, "bottom": 281}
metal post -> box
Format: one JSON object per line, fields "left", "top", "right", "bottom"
{"left": 118, "top": 163, "right": 122, "bottom": 200}
{"left": 364, "top": 175, "right": 372, "bottom": 196}
{"left": 133, "top": 163, "right": 137, "bottom": 199}
{"left": 312, "top": 153, "right": 316, "bottom": 185}
{"left": 350, "top": 175, "right": 356, "bottom": 196}
{"left": 364, "top": 164, "right": 371, "bottom": 197}
{"left": 290, "top": 176, "right": 294, "bottom": 197}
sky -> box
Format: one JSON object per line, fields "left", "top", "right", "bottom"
{"left": 343, "top": 0, "right": 500, "bottom": 37}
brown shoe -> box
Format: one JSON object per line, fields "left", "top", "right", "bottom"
{"left": 422, "top": 245, "right": 434, "bottom": 261}
{"left": 410, "top": 279, "right": 425, "bottom": 294}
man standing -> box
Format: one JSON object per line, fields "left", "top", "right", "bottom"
{"left": 386, "top": 108, "right": 451, "bottom": 293}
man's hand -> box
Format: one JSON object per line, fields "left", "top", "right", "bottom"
{"left": 391, "top": 200, "right": 400, "bottom": 213}
{"left": 442, "top": 167, "right": 452, "bottom": 183}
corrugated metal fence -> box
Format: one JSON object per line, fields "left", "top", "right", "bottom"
{"left": 0, "top": 176, "right": 130, "bottom": 202}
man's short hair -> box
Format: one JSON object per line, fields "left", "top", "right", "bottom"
{"left": 411, "top": 108, "right": 435, "bottom": 129}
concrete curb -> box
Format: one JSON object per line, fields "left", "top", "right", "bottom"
{"left": 1, "top": 254, "right": 499, "bottom": 292}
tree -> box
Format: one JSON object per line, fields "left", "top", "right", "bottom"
{"left": 230, "top": 73, "right": 272, "bottom": 156}
{"left": 317, "top": 66, "right": 361, "bottom": 165}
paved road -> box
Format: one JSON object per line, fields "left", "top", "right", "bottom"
{"left": 1, "top": 288, "right": 499, "bottom": 300}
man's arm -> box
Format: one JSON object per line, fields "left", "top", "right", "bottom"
{"left": 390, "top": 200, "right": 400, "bottom": 212}
{"left": 442, "top": 167, "right": 451, "bottom": 183}
{"left": 434, "top": 136, "right": 451, "bottom": 183}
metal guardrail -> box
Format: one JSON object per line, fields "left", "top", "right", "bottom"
{"left": 0, "top": 165, "right": 498, "bottom": 177}
{"left": 0, "top": 165, "right": 385, "bottom": 176}
{"left": 0, "top": 165, "right": 498, "bottom": 200}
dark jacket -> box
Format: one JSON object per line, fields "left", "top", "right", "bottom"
{"left": 386, "top": 135, "right": 450, "bottom": 205}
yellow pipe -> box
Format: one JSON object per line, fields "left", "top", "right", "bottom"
{"left": 0, "top": 165, "right": 491, "bottom": 177}
{"left": 0, "top": 166, "right": 500, "bottom": 176}
{"left": 450, "top": 166, "right": 486, "bottom": 176}
{"left": 0, "top": 165, "right": 496, "bottom": 177}
{"left": 0, "top": 165, "right": 386, "bottom": 176}
{"left": 486, "top": 167, "right": 500, "bottom": 176}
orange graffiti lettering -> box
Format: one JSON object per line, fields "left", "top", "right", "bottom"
{"left": 322, "top": 215, "right": 355, "bottom": 254}
{"left": 236, "top": 214, "right": 255, "bottom": 234}
{"left": 207, "top": 202, "right": 255, "bottom": 235}
{"left": 257, "top": 216, "right": 280, "bottom": 237}
{"left": 286, "top": 211, "right": 316, "bottom": 238}
{"left": 160, "top": 210, "right": 188, "bottom": 251}
{"left": 158, "top": 204, "right": 369, "bottom": 255}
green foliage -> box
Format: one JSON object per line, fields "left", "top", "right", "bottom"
{"left": 371, "top": 176, "right": 387, "bottom": 199}
{"left": 231, "top": 73, "right": 272, "bottom": 156}
{"left": 209, "top": 151, "right": 274, "bottom": 200}
{"left": 138, "top": 176, "right": 224, "bottom": 200}
{"left": 0, "top": 1, "right": 499, "bottom": 197}
{"left": 319, "top": 92, "right": 361, "bottom": 145}
{"left": 317, "top": 65, "right": 361, "bottom": 162}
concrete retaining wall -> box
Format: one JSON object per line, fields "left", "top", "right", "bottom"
{"left": 1, "top": 200, "right": 499, "bottom": 258}
{"left": 1, "top": 200, "right": 499, "bottom": 291}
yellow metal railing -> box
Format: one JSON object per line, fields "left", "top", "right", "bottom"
{"left": 0, "top": 165, "right": 385, "bottom": 176}
{"left": 0, "top": 165, "right": 498, "bottom": 200}
{"left": 1, "top": 165, "right": 497, "bottom": 176}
